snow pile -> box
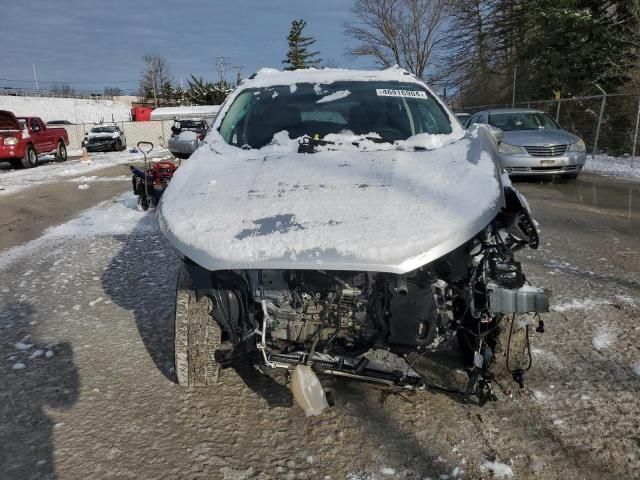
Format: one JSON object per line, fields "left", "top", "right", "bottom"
{"left": 0, "top": 148, "right": 169, "bottom": 196}
{"left": 585, "top": 154, "right": 640, "bottom": 180}
{"left": 0, "top": 192, "right": 156, "bottom": 268}
{"left": 49, "top": 194, "right": 154, "bottom": 238}
{"left": 551, "top": 298, "right": 611, "bottom": 312}
{"left": 591, "top": 325, "right": 617, "bottom": 350}
{"left": 0, "top": 95, "right": 131, "bottom": 124}
{"left": 480, "top": 460, "right": 513, "bottom": 478}
{"left": 160, "top": 129, "right": 502, "bottom": 274}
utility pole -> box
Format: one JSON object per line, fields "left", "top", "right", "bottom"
{"left": 232, "top": 65, "right": 244, "bottom": 87}
{"left": 32, "top": 63, "right": 39, "bottom": 91}
{"left": 512, "top": 64, "right": 517, "bottom": 108}
{"left": 215, "top": 56, "right": 231, "bottom": 84}
{"left": 593, "top": 84, "right": 607, "bottom": 160}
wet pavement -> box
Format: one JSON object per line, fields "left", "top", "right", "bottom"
{"left": 0, "top": 173, "right": 639, "bottom": 479}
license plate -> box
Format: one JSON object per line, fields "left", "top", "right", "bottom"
{"left": 540, "top": 159, "right": 555, "bottom": 166}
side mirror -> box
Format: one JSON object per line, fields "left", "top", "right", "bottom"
{"left": 488, "top": 125, "right": 504, "bottom": 144}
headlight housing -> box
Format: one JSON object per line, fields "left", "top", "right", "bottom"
{"left": 569, "top": 139, "right": 586, "bottom": 152}
{"left": 3, "top": 137, "right": 19, "bottom": 146}
{"left": 498, "top": 142, "right": 525, "bottom": 155}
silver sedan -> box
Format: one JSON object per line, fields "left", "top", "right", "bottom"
{"left": 466, "top": 108, "right": 587, "bottom": 179}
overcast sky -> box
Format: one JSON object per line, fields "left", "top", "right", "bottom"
{"left": 0, "top": 0, "right": 375, "bottom": 94}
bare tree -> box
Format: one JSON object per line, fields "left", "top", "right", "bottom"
{"left": 104, "top": 86, "right": 122, "bottom": 97}
{"left": 140, "top": 53, "right": 171, "bottom": 107}
{"left": 344, "top": 0, "right": 449, "bottom": 79}
{"left": 439, "top": 0, "right": 501, "bottom": 106}
{"left": 50, "top": 83, "right": 75, "bottom": 97}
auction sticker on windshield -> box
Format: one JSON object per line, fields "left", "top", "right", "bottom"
{"left": 376, "top": 89, "right": 428, "bottom": 98}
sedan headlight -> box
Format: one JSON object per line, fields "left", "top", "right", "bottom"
{"left": 3, "top": 137, "right": 19, "bottom": 145}
{"left": 569, "top": 139, "right": 586, "bottom": 152}
{"left": 498, "top": 142, "right": 525, "bottom": 155}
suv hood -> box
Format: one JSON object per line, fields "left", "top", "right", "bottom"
{"left": 0, "top": 110, "right": 21, "bottom": 131}
{"left": 159, "top": 130, "right": 505, "bottom": 274}
{"left": 502, "top": 129, "right": 579, "bottom": 147}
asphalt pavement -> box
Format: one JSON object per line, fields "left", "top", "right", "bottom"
{"left": 0, "top": 172, "right": 638, "bottom": 479}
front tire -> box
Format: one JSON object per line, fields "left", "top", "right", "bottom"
{"left": 54, "top": 141, "right": 68, "bottom": 162}
{"left": 114, "top": 140, "right": 122, "bottom": 152}
{"left": 21, "top": 145, "right": 37, "bottom": 168}
{"left": 175, "top": 261, "right": 222, "bottom": 386}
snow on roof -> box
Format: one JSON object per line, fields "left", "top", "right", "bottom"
{"left": 150, "top": 105, "right": 221, "bottom": 120}
{"left": 245, "top": 65, "right": 420, "bottom": 88}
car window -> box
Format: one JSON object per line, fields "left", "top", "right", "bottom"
{"left": 489, "top": 112, "right": 559, "bottom": 131}
{"left": 218, "top": 80, "right": 453, "bottom": 149}
{"left": 30, "top": 118, "right": 41, "bottom": 131}
{"left": 467, "top": 113, "right": 481, "bottom": 127}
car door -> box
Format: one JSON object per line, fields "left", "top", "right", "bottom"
{"left": 29, "top": 118, "right": 49, "bottom": 152}
{"left": 39, "top": 119, "right": 56, "bottom": 151}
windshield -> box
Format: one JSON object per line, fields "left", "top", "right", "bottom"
{"left": 219, "top": 81, "right": 452, "bottom": 149}
{"left": 91, "top": 126, "right": 118, "bottom": 133}
{"left": 174, "top": 120, "right": 205, "bottom": 130}
{"left": 489, "top": 112, "right": 559, "bottom": 131}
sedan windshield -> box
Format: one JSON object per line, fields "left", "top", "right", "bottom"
{"left": 219, "top": 81, "right": 452, "bottom": 149}
{"left": 489, "top": 112, "right": 559, "bottom": 131}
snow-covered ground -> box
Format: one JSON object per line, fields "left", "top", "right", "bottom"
{"left": 584, "top": 154, "right": 640, "bottom": 179}
{"left": 0, "top": 95, "right": 131, "bottom": 124}
{"left": 0, "top": 148, "right": 170, "bottom": 196}
{"left": 0, "top": 169, "right": 639, "bottom": 478}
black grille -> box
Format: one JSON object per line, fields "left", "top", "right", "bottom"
{"left": 524, "top": 145, "right": 568, "bottom": 157}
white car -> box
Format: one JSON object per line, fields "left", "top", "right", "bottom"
{"left": 83, "top": 124, "right": 127, "bottom": 152}
{"left": 158, "top": 67, "right": 549, "bottom": 406}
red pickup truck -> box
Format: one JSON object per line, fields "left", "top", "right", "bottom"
{"left": 0, "top": 110, "right": 69, "bottom": 168}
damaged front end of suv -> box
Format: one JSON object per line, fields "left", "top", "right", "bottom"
{"left": 158, "top": 67, "right": 550, "bottom": 408}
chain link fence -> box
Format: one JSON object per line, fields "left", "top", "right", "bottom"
{"left": 460, "top": 93, "right": 640, "bottom": 161}
{"left": 60, "top": 120, "right": 174, "bottom": 151}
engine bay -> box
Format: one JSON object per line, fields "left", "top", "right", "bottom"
{"left": 186, "top": 185, "right": 551, "bottom": 404}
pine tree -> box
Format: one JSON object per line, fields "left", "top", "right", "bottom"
{"left": 283, "top": 19, "right": 321, "bottom": 70}
{"left": 494, "top": 0, "right": 637, "bottom": 100}
{"left": 185, "top": 75, "right": 232, "bottom": 105}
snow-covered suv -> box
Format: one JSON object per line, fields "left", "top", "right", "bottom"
{"left": 158, "top": 67, "right": 549, "bottom": 407}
